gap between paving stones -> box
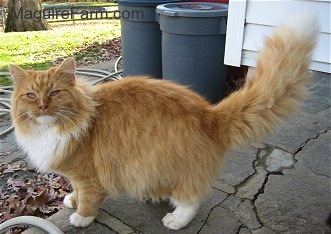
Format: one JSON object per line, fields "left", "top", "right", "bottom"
{"left": 237, "top": 129, "right": 330, "bottom": 201}
{"left": 211, "top": 148, "right": 267, "bottom": 231}
{"left": 293, "top": 129, "right": 330, "bottom": 156}
{"left": 217, "top": 195, "right": 263, "bottom": 232}
{"left": 98, "top": 208, "right": 140, "bottom": 234}
{"left": 230, "top": 128, "right": 331, "bottom": 231}
{"left": 233, "top": 147, "right": 270, "bottom": 197}
{"left": 236, "top": 225, "right": 246, "bottom": 234}
{"left": 230, "top": 145, "right": 293, "bottom": 229}
{"left": 196, "top": 196, "right": 230, "bottom": 234}
{"left": 93, "top": 220, "right": 116, "bottom": 232}
{"left": 199, "top": 190, "right": 266, "bottom": 232}
{"left": 315, "top": 105, "right": 331, "bottom": 113}
{"left": 212, "top": 179, "right": 237, "bottom": 194}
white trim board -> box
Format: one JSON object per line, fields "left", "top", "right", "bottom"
{"left": 224, "top": 0, "right": 331, "bottom": 73}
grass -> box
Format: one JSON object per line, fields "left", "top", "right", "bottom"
{"left": 0, "top": 21, "right": 120, "bottom": 70}
{"left": 0, "top": 20, "right": 121, "bottom": 85}
{"left": 0, "top": 76, "right": 12, "bottom": 86}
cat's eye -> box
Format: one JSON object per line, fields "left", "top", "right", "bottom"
{"left": 27, "top": 93, "right": 36, "bottom": 99}
{"left": 50, "top": 90, "right": 60, "bottom": 97}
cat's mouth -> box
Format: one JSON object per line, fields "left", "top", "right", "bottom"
{"left": 37, "top": 112, "right": 49, "bottom": 116}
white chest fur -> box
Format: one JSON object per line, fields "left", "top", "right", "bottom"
{"left": 16, "top": 116, "right": 70, "bottom": 172}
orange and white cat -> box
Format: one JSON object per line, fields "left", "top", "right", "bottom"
{"left": 9, "top": 15, "right": 317, "bottom": 230}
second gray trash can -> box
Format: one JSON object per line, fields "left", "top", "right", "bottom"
{"left": 118, "top": 0, "right": 180, "bottom": 78}
{"left": 157, "top": 2, "right": 228, "bottom": 103}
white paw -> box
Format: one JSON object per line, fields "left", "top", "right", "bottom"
{"left": 63, "top": 194, "right": 75, "bottom": 208}
{"left": 162, "top": 199, "right": 199, "bottom": 230}
{"left": 70, "top": 212, "right": 95, "bottom": 227}
{"left": 162, "top": 213, "right": 187, "bottom": 230}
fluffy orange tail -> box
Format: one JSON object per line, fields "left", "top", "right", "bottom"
{"left": 214, "top": 15, "right": 318, "bottom": 151}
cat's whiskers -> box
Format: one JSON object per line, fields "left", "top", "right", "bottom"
{"left": 17, "top": 118, "right": 33, "bottom": 131}
{"left": 55, "top": 112, "right": 79, "bottom": 129}
{"left": 16, "top": 112, "right": 33, "bottom": 129}
{"left": 58, "top": 107, "right": 86, "bottom": 121}
{"left": 16, "top": 111, "right": 30, "bottom": 120}
{"left": 58, "top": 111, "right": 83, "bottom": 127}
{"left": 55, "top": 111, "right": 88, "bottom": 139}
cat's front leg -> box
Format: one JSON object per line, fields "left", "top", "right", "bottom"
{"left": 69, "top": 188, "right": 106, "bottom": 227}
{"left": 70, "top": 212, "right": 95, "bottom": 227}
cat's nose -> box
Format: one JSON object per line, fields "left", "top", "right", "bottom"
{"left": 39, "top": 103, "right": 48, "bottom": 111}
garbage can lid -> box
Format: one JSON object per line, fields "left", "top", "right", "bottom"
{"left": 118, "top": 0, "right": 181, "bottom": 7}
{"left": 156, "top": 2, "right": 228, "bottom": 17}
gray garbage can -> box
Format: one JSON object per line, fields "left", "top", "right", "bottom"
{"left": 118, "top": 0, "right": 180, "bottom": 78}
{"left": 157, "top": 2, "right": 228, "bottom": 103}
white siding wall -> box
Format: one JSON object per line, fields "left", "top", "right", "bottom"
{"left": 224, "top": 0, "right": 331, "bottom": 73}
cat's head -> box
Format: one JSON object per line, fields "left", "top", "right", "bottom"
{"left": 9, "top": 58, "right": 95, "bottom": 136}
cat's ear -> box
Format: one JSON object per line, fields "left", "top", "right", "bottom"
{"left": 8, "top": 64, "right": 27, "bottom": 84}
{"left": 55, "top": 57, "right": 76, "bottom": 85}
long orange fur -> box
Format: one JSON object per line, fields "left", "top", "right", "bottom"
{"left": 9, "top": 16, "right": 317, "bottom": 229}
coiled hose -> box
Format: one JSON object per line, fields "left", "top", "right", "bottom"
{"left": 0, "top": 56, "right": 123, "bottom": 233}
{"left": 0, "top": 216, "right": 63, "bottom": 234}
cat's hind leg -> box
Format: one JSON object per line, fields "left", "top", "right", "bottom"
{"left": 63, "top": 191, "right": 77, "bottom": 208}
{"left": 162, "top": 198, "right": 200, "bottom": 230}
{"left": 64, "top": 183, "right": 80, "bottom": 208}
